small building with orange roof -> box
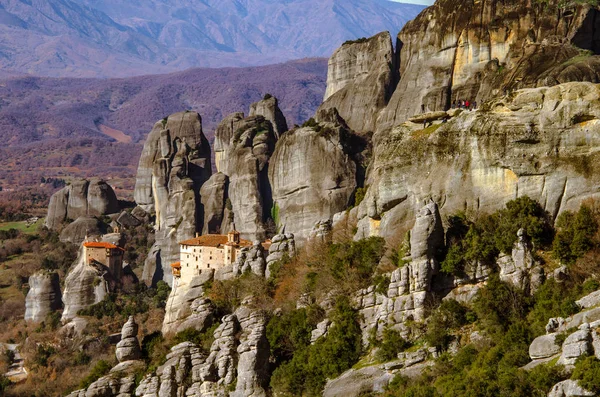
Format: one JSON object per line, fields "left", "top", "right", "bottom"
{"left": 83, "top": 241, "right": 125, "bottom": 280}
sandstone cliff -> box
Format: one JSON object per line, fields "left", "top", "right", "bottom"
{"left": 356, "top": 82, "right": 600, "bottom": 241}
{"left": 24, "top": 271, "right": 62, "bottom": 323}
{"left": 135, "top": 111, "right": 212, "bottom": 286}
{"left": 318, "top": 31, "right": 396, "bottom": 133}
{"left": 269, "top": 121, "right": 364, "bottom": 242}
{"left": 249, "top": 95, "right": 289, "bottom": 139}
{"left": 46, "top": 178, "right": 120, "bottom": 230}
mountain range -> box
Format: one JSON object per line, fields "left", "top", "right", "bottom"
{"left": 0, "top": 58, "right": 327, "bottom": 194}
{"left": 0, "top": 0, "right": 424, "bottom": 77}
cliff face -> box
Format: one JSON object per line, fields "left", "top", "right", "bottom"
{"left": 24, "top": 271, "right": 62, "bottom": 323}
{"left": 356, "top": 82, "right": 600, "bottom": 241}
{"left": 377, "top": 0, "right": 600, "bottom": 131}
{"left": 318, "top": 32, "right": 396, "bottom": 132}
{"left": 269, "top": 123, "right": 362, "bottom": 242}
{"left": 135, "top": 111, "right": 212, "bottom": 286}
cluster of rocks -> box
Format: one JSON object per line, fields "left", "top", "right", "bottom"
{"left": 138, "top": 304, "right": 269, "bottom": 397}
{"left": 67, "top": 317, "right": 145, "bottom": 397}
{"left": 161, "top": 233, "right": 295, "bottom": 335}
{"left": 24, "top": 271, "right": 62, "bottom": 323}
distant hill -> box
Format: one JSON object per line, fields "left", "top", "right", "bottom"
{"left": 0, "top": 0, "right": 424, "bottom": 77}
{"left": 0, "top": 58, "right": 328, "bottom": 196}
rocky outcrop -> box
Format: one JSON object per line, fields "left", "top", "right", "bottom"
{"left": 233, "top": 243, "right": 267, "bottom": 277}
{"left": 224, "top": 115, "right": 277, "bottom": 241}
{"left": 354, "top": 202, "right": 444, "bottom": 344}
{"left": 269, "top": 123, "right": 361, "bottom": 242}
{"left": 529, "top": 334, "right": 561, "bottom": 361}
{"left": 59, "top": 216, "right": 106, "bottom": 244}
{"left": 24, "top": 271, "right": 62, "bottom": 323}
{"left": 498, "top": 229, "right": 544, "bottom": 294}
{"left": 249, "top": 96, "right": 288, "bottom": 139}
{"left": 558, "top": 323, "right": 593, "bottom": 366}
{"left": 162, "top": 271, "right": 214, "bottom": 335}
{"left": 377, "top": 0, "right": 600, "bottom": 131}
{"left": 356, "top": 82, "right": 600, "bottom": 241}
{"left": 214, "top": 112, "right": 245, "bottom": 174}
{"left": 61, "top": 249, "right": 114, "bottom": 322}
{"left": 265, "top": 233, "right": 296, "bottom": 279}
{"left": 548, "top": 380, "right": 595, "bottom": 397}
{"left": 135, "top": 112, "right": 212, "bottom": 286}
{"left": 200, "top": 172, "right": 229, "bottom": 235}
{"left": 116, "top": 316, "right": 142, "bottom": 362}
{"left": 45, "top": 178, "right": 120, "bottom": 230}
{"left": 141, "top": 305, "right": 269, "bottom": 397}
{"left": 319, "top": 32, "right": 396, "bottom": 132}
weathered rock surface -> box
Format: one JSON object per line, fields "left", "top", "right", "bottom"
{"left": 265, "top": 233, "right": 296, "bottom": 279}
{"left": 214, "top": 112, "right": 244, "bottom": 174}
{"left": 222, "top": 115, "right": 277, "bottom": 241}
{"left": 142, "top": 305, "right": 269, "bottom": 397}
{"left": 529, "top": 333, "right": 561, "bottom": 360}
{"left": 269, "top": 124, "right": 360, "bottom": 242}
{"left": 24, "top": 271, "right": 62, "bottom": 323}
{"left": 46, "top": 178, "right": 120, "bottom": 230}
{"left": 61, "top": 250, "right": 114, "bottom": 322}
{"left": 162, "top": 272, "right": 214, "bottom": 335}
{"left": 377, "top": 0, "right": 600, "bottom": 131}
{"left": 558, "top": 323, "right": 593, "bottom": 366}
{"left": 319, "top": 32, "right": 396, "bottom": 132}
{"left": 357, "top": 82, "right": 600, "bottom": 241}
{"left": 233, "top": 243, "right": 267, "bottom": 277}
{"left": 116, "top": 316, "right": 142, "bottom": 363}
{"left": 135, "top": 112, "right": 212, "bottom": 286}
{"left": 548, "top": 380, "right": 595, "bottom": 397}
{"left": 200, "top": 172, "right": 229, "bottom": 235}
{"left": 249, "top": 96, "right": 288, "bottom": 139}
{"left": 59, "top": 216, "right": 106, "bottom": 244}
{"left": 498, "top": 229, "right": 544, "bottom": 294}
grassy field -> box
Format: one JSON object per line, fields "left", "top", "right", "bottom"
{"left": 0, "top": 218, "right": 44, "bottom": 234}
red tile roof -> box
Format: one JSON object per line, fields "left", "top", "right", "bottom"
{"left": 170, "top": 262, "right": 181, "bottom": 268}
{"left": 83, "top": 242, "right": 124, "bottom": 251}
{"left": 179, "top": 234, "right": 252, "bottom": 248}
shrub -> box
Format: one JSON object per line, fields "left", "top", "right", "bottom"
{"left": 270, "top": 297, "right": 362, "bottom": 396}
{"left": 376, "top": 328, "right": 409, "bottom": 362}
{"left": 553, "top": 205, "right": 598, "bottom": 265}
{"left": 573, "top": 356, "right": 600, "bottom": 393}
{"left": 79, "top": 360, "right": 112, "bottom": 389}
{"left": 354, "top": 187, "right": 367, "bottom": 207}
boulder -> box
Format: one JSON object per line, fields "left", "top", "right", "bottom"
{"left": 200, "top": 172, "right": 229, "bottom": 235}
{"left": 318, "top": 31, "right": 396, "bottom": 133}
{"left": 59, "top": 216, "right": 106, "bottom": 244}
{"left": 116, "top": 211, "right": 142, "bottom": 228}
{"left": 576, "top": 290, "right": 600, "bottom": 309}
{"left": 265, "top": 234, "right": 296, "bottom": 279}
{"left": 46, "top": 179, "right": 119, "bottom": 230}
{"left": 529, "top": 333, "right": 561, "bottom": 360}
{"left": 557, "top": 323, "right": 593, "bottom": 366}
{"left": 548, "top": 380, "right": 594, "bottom": 397}
{"left": 134, "top": 112, "right": 212, "bottom": 286}
{"left": 24, "top": 271, "right": 62, "bottom": 323}
{"left": 249, "top": 95, "right": 288, "bottom": 139}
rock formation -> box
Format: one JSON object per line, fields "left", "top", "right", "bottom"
{"left": 59, "top": 216, "right": 106, "bottom": 244}
{"left": 24, "top": 271, "right": 62, "bottom": 323}
{"left": 249, "top": 95, "right": 289, "bottom": 139}
{"left": 45, "top": 178, "right": 120, "bottom": 230}
{"left": 356, "top": 82, "right": 600, "bottom": 241}
{"left": 497, "top": 229, "right": 544, "bottom": 294}
{"left": 222, "top": 115, "right": 277, "bottom": 241}
{"left": 139, "top": 304, "right": 269, "bottom": 397}
{"left": 269, "top": 122, "right": 361, "bottom": 242}
{"left": 115, "top": 316, "right": 142, "bottom": 362}
{"left": 318, "top": 31, "right": 396, "bottom": 132}
{"left": 135, "top": 111, "right": 212, "bottom": 286}
{"left": 200, "top": 172, "right": 229, "bottom": 235}
{"left": 214, "top": 112, "right": 245, "bottom": 174}
{"left": 265, "top": 233, "right": 296, "bottom": 279}
{"left": 61, "top": 248, "right": 116, "bottom": 322}
{"left": 233, "top": 242, "right": 267, "bottom": 277}
{"left": 377, "top": 0, "right": 600, "bottom": 131}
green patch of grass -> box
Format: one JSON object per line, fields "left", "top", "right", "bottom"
{"left": 0, "top": 218, "right": 44, "bottom": 234}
